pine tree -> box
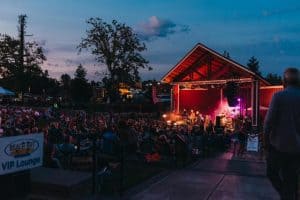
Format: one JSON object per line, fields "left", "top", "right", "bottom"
{"left": 265, "top": 73, "right": 282, "bottom": 85}
{"left": 70, "top": 65, "right": 92, "bottom": 103}
{"left": 223, "top": 50, "right": 230, "bottom": 59}
{"left": 247, "top": 56, "right": 261, "bottom": 75}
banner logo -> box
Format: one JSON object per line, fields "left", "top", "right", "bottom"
{"left": 4, "top": 139, "right": 39, "bottom": 158}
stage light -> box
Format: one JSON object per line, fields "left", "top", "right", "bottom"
{"left": 162, "top": 114, "right": 167, "bottom": 118}
{"left": 237, "top": 98, "right": 241, "bottom": 102}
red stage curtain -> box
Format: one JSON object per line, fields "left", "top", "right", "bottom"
{"left": 176, "top": 86, "right": 283, "bottom": 124}
{"left": 179, "top": 89, "right": 220, "bottom": 115}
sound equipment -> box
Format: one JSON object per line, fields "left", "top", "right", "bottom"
{"left": 225, "top": 82, "right": 239, "bottom": 107}
{"left": 216, "top": 116, "right": 221, "bottom": 127}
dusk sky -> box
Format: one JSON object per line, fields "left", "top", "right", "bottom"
{"left": 1, "top": 0, "right": 300, "bottom": 81}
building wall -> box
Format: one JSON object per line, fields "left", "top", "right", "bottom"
{"left": 259, "top": 86, "right": 283, "bottom": 119}
{"left": 260, "top": 86, "right": 283, "bottom": 107}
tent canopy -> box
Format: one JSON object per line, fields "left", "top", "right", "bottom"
{"left": 0, "top": 87, "right": 15, "bottom": 96}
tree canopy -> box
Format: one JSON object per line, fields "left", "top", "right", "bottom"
{"left": 78, "top": 18, "right": 151, "bottom": 102}
{"left": 265, "top": 73, "right": 282, "bottom": 85}
{"left": 247, "top": 56, "right": 261, "bottom": 75}
{"left": 223, "top": 50, "right": 230, "bottom": 59}
{"left": 70, "top": 65, "right": 92, "bottom": 103}
{"left": 0, "top": 15, "right": 48, "bottom": 93}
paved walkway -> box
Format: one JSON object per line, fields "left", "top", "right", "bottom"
{"left": 129, "top": 152, "right": 279, "bottom": 200}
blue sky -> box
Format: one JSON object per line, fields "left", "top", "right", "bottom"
{"left": 0, "top": 0, "right": 299, "bottom": 80}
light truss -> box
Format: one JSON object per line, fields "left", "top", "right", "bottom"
{"left": 172, "top": 78, "right": 253, "bottom": 86}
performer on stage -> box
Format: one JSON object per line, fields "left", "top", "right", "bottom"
{"left": 189, "top": 109, "right": 196, "bottom": 124}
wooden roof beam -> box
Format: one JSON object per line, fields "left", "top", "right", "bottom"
{"left": 207, "top": 55, "right": 212, "bottom": 79}
{"left": 210, "top": 64, "right": 228, "bottom": 79}
{"left": 194, "top": 70, "right": 206, "bottom": 79}
{"left": 173, "top": 53, "right": 209, "bottom": 82}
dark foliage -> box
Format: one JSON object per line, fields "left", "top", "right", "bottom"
{"left": 247, "top": 56, "right": 261, "bottom": 75}
{"left": 70, "top": 65, "right": 93, "bottom": 103}
{"left": 223, "top": 50, "right": 230, "bottom": 59}
{"left": 265, "top": 73, "right": 282, "bottom": 85}
{"left": 0, "top": 15, "right": 56, "bottom": 94}
{"left": 78, "top": 18, "right": 151, "bottom": 102}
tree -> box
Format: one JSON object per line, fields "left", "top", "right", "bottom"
{"left": 78, "top": 18, "right": 151, "bottom": 102}
{"left": 70, "top": 65, "right": 92, "bottom": 104}
{"left": 61, "top": 74, "right": 71, "bottom": 88}
{"left": 0, "top": 15, "right": 46, "bottom": 93}
{"left": 60, "top": 73, "right": 71, "bottom": 98}
{"left": 25, "top": 73, "right": 58, "bottom": 95}
{"left": 74, "top": 64, "right": 87, "bottom": 80}
{"left": 223, "top": 50, "right": 230, "bottom": 59}
{"left": 265, "top": 73, "right": 282, "bottom": 85}
{"left": 247, "top": 56, "right": 261, "bottom": 75}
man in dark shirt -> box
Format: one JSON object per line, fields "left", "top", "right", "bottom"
{"left": 48, "top": 122, "right": 62, "bottom": 144}
{"left": 264, "top": 68, "right": 300, "bottom": 200}
{"left": 237, "top": 127, "right": 247, "bottom": 157}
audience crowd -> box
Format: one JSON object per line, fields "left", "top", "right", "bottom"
{"left": 0, "top": 106, "right": 251, "bottom": 170}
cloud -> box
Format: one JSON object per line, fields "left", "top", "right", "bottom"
{"left": 213, "top": 39, "right": 300, "bottom": 75}
{"left": 262, "top": 7, "right": 300, "bottom": 17}
{"left": 272, "top": 35, "right": 281, "bottom": 44}
{"left": 64, "top": 56, "right": 96, "bottom": 67}
{"left": 136, "top": 16, "right": 190, "bottom": 41}
{"left": 143, "top": 49, "right": 186, "bottom": 65}
{"left": 53, "top": 43, "right": 77, "bottom": 52}
{"left": 37, "top": 39, "right": 47, "bottom": 46}
{"left": 47, "top": 63, "right": 59, "bottom": 67}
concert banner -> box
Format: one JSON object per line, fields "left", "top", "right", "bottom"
{"left": 0, "top": 133, "right": 43, "bottom": 175}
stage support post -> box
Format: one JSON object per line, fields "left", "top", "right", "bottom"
{"left": 220, "top": 88, "right": 223, "bottom": 108}
{"left": 170, "top": 87, "right": 173, "bottom": 112}
{"left": 251, "top": 79, "right": 260, "bottom": 129}
{"left": 172, "top": 84, "right": 180, "bottom": 113}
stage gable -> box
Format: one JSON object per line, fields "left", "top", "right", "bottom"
{"left": 161, "top": 43, "right": 269, "bottom": 86}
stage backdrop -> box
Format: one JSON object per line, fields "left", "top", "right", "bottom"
{"left": 177, "top": 86, "right": 283, "bottom": 120}
{"left": 179, "top": 89, "right": 220, "bottom": 115}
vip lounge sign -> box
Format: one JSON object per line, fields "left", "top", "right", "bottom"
{"left": 0, "top": 133, "right": 43, "bottom": 175}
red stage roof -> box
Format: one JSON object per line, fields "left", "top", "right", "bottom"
{"left": 161, "top": 43, "right": 270, "bottom": 86}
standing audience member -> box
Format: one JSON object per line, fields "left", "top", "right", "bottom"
{"left": 264, "top": 68, "right": 300, "bottom": 200}
{"left": 237, "top": 126, "right": 247, "bottom": 157}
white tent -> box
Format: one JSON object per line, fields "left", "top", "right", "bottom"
{"left": 0, "top": 87, "right": 15, "bottom": 96}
